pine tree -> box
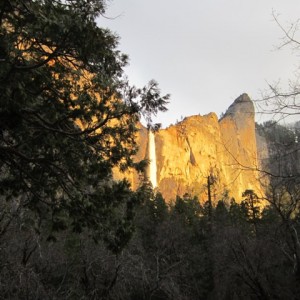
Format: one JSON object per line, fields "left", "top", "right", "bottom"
{"left": 0, "top": 0, "right": 169, "bottom": 244}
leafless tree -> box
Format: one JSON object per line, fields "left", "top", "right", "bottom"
{"left": 255, "top": 11, "right": 300, "bottom": 122}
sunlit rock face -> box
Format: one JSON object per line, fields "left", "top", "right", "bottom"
{"left": 218, "top": 93, "right": 262, "bottom": 201}
{"left": 155, "top": 112, "right": 222, "bottom": 201}
{"left": 117, "top": 94, "right": 262, "bottom": 203}
{"left": 113, "top": 123, "right": 148, "bottom": 190}
{"left": 155, "top": 93, "right": 262, "bottom": 202}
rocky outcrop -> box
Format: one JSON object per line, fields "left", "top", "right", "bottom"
{"left": 152, "top": 94, "right": 261, "bottom": 202}
{"left": 116, "top": 94, "right": 263, "bottom": 203}
{"left": 218, "top": 93, "right": 262, "bottom": 201}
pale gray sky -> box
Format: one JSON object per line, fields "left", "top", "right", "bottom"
{"left": 99, "top": 0, "right": 300, "bottom": 127}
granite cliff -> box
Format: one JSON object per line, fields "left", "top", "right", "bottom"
{"left": 116, "top": 93, "right": 262, "bottom": 203}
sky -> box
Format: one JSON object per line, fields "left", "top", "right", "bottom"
{"left": 99, "top": 0, "right": 300, "bottom": 127}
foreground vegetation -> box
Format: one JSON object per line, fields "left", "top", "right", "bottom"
{"left": 1, "top": 187, "right": 300, "bottom": 299}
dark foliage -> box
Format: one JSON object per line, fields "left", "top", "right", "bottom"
{"left": 1, "top": 189, "right": 300, "bottom": 299}
{"left": 0, "top": 0, "right": 169, "bottom": 247}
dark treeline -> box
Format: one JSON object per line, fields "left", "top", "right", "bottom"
{"left": 1, "top": 186, "right": 300, "bottom": 299}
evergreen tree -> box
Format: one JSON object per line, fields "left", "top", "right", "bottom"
{"left": 214, "top": 200, "right": 229, "bottom": 227}
{"left": 0, "top": 0, "right": 169, "bottom": 243}
{"left": 240, "top": 190, "right": 261, "bottom": 236}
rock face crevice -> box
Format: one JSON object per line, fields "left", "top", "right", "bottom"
{"left": 116, "top": 94, "right": 262, "bottom": 203}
